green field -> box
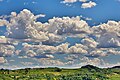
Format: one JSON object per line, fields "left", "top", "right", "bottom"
{"left": 0, "top": 65, "right": 120, "bottom": 80}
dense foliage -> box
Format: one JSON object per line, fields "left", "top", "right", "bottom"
{"left": 0, "top": 65, "right": 120, "bottom": 80}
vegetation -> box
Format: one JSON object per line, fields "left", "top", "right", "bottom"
{"left": 0, "top": 65, "right": 120, "bottom": 80}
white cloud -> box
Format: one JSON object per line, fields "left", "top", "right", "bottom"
{"left": 61, "top": 0, "right": 77, "bottom": 3}
{"left": 81, "top": 1, "right": 97, "bottom": 9}
{"left": 89, "top": 49, "right": 108, "bottom": 57}
{"left": 97, "top": 32, "right": 120, "bottom": 48}
{"left": 79, "top": 57, "right": 105, "bottom": 67}
{"left": 46, "top": 16, "right": 91, "bottom": 35}
{"left": 45, "top": 54, "right": 54, "bottom": 58}
{"left": 26, "top": 50, "right": 37, "bottom": 57}
{"left": 81, "top": 37, "right": 98, "bottom": 48}
{"left": 0, "top": 36, "right": 19, "bottom": 45}
{"left": 92, "top": 21, "right": 120, "bottom": 36}
{"left": 21, "top": 37, "right": 120, "bottom": 58}
{"left": 0, "top": 36, "right": 7, "bottom": 43}
{"left": 0, "top": 44, "right": 15, "bottom": 57}
{"left": 6, "top": 9, "right": 47, "bottom": 40}
{"left": 0, "top": 19, "right": 8, "bottom": 26}
{"left": 21, "top": 62, "right": 33, "bottom": 66}
{"left": 62, "top": 0, "right": 88, "bottom": 3}
{"left": 61, "top": 0, "right": 96, "bottom": 9}
{"left": 0, "top": 10, "right": 73, "bottom": 44}
{"left": 92, "top": 21, "right": 120, "bottom": 48}
{"left": 22, "top": 42, "right": 88, "bottom": 57}
{"left": 68, "top": 44, "right": 88, "bottom": 54}
{"left": 107, "top": 49, "right": 120, "bottom": 55}
{"left": 0, "top": 9, "right": 91, "bottom": 44}
{"left": 79, "top": 0, "right": 87, "bottom": 3}
{"left": 0, "top": 57, "right": 6, "bottom": 64}
{"left": 65, "top": 55, "right": 78, "bottom": 61}
{"left": 38, "top": 58, "right": 64, "bottom": 66}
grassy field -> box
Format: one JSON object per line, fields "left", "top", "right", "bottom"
{"left": 0, "top": 65, "right": 120, "bottom": 80}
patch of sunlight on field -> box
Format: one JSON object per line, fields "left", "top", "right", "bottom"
{"left": 47, "top": 72, "right": 61, "bottom": 76}
{"left": 109, "top": 74, "right": 120, "bottom": 80}
{"left": 41, "top": 79, "right": 47, "bottom": 80}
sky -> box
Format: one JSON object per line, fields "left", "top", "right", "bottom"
{"left": 0, "top": 0, "right": 120, "bottom": 69}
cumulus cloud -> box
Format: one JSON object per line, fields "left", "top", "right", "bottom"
{"left": 68, "top": 44, "right": 88, "bottom": 54}
{"left": 0, "top": 57, "right": 6, "bottom": 64}
{"left": 26, "top": 50, "right": 37, "bottom": 57}
{"left": 81, "top": 37, "right": 98, "bottom": 48}
{"left": 22, "top": 43, "right": 88, "bottom": 56}
{"left": 81, "top": 1, "right": 97, "bottom": 9}
{"left": 65, "top": 55, "right": 78, "bottom": 61}
{"left": 46, "top": 16, "right": 91, "bottom": 35}
{"left": 0, "top": 44, "right": 15, "bottom": 57}
{"left": 21, "top": 36, "right": 120, "bottom": 58}
{"left": 21, "top": 62, "right": 33, "bottom": 66}
{"left": 2, "top": 9, "right": 89, "bottom": 44}
{"left": 38, "top": 58, "right": 64, "bottom": 66}
{"left": 80, "top": 57, "right": 105, "bottom": 67}
{"left": 92, "top": 21, "right": 120, "bottom": 48}
{"left": 97, "top": 32, "right": 120, "bottom": 48}
{"left": 108, "top": 49, "right": 120, "bottom": 55}
{"left": 0, "top": 36, "right": 7, "bottom": 43}
{"left": 92, "top": 21, "right": 120, "bottom": 36}
{"left": 0, "top": 9, "right": 90, "bottom": 42}
{"left": 1, "top": 9, "right": 119, "bottom": 51}
{"left": 87, "top": 47, "right": 120, "bottom": 57}
{"left": 0, "top": 19, "right": 8, "bottom": 26}
{"left": 6, "top": 9, "right": 48, "bottom": 40}
{"left": 89, "top": 49, "right": 108, "bottom": 57}
{"left": 0, "top": 36, "right": 19, "bottom": 45}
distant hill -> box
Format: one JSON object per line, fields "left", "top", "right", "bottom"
{"left": 111, "top": 66, "right": 120, "bottom": 69}
{"left": 81, "top": 65, "right": 99, "bottom": 69}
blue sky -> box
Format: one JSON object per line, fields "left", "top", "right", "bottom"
{"left": 0, "top": 0, "right": 120, "bottom": 69}
{"left": 1, "top": 0, "right": 120, "bottom": 25}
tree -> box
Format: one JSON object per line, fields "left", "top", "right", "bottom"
{"left": 54, "top": 68, "right": 62, "bottom": 72}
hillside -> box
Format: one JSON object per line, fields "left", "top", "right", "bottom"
{"left": 0, "top": 65, "right": 120, "bottom": 80}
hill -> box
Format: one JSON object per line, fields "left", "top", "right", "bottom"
{"left": 0, "top": 65, "right": 120, "bottom": 80}
{"left": 111, "top": 66, "right": 120, "bottom": 69}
